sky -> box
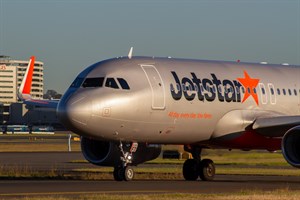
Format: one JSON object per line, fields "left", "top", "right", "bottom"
{"left": 0, "top": 0, "right": 299, "bottom": 94}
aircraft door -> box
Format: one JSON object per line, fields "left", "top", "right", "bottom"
{"left": 268, "top": 83, "right": 276, "bottom": 105}
{"left": 141, "top": 65, "right": 166, "bottom": 110}
{"left": 259, "top": 83, "right": 268, "bottom": 105}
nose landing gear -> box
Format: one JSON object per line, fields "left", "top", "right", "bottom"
{"left": 113, "top": 142, "right": 138, "bottom": 181}
{"left": 113, "top": 165, "right": 135, "bottom": 181}
{"left": 182, "top": 146, "right": 215, "bottom": 181}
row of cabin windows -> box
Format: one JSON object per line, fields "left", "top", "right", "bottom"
{"left": 71, "top": 77, "right": 130, "bottom": 90}
{"left": 174, "top": 83, "right": 300, "bottom": 97}
{"left": 261, "top": 87, "right": 299, "bottom": 96}
{"left": 249, "top": 87, "right": 299, "bottom": 97}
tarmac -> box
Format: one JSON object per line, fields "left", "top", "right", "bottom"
{"left": 0, "top": 176, "right": 300, "bottom": 198}
{"left": 0, "top": 152, "right": 299, "bottom": 198}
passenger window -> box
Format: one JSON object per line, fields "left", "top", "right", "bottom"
{"left": 241, "top": 87, "right": 245, "bottom": 93}
{"left": 288, "top": 89, "right": 292, "bottom": 96}
{"left": 294, "top": 89, "right": 297, "bottom": 96}
{"left": 82, "top": 77, "right": 104, "bottom": 88}
{"left": 105, "top": 78, "right": 119, "bottom": 89}
{"left": 117, "top": 78, "right": 130, "bottom": 90}
{"left": 277, "top": 88, "right": 280, "bottom": 95}
{"left": 283, "top": 89, "right": 286, "bottom": 95}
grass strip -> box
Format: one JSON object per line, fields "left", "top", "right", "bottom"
{"left": 72, "top": 165, "right": 300, "bottom": 178}
{"left": 4, "top": 189, "right": 300, "bottom": 200}
{"left": 0, "top": 165, "right": 299, "bottom": 181}
{"left": 70, "top": 151, "right": 290, "bottom": 167}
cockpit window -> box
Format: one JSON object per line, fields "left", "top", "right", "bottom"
{"left": 79, "top": 76, "right": 130, "bottom": 90}
{"left": 70, "top": 77, "right": 84, "bottom": 88}
{"left": 82, "top": 77, "right": 104, "bottom": 88}
{"left": 117, "top": 78, "right": 130, "bottom": 90}
{"left": 105, "top": 78, "right": 119, "bottom": 89}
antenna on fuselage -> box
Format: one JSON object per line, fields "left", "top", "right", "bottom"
{"left": 128, "top": 47, "right": 133, "bottom": 59}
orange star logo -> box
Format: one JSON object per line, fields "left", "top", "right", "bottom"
{"left": 237, "top": 71, "right": 260, "bottom": 105}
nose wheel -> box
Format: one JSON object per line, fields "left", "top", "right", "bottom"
{"left": 113, "top": 166, "right": 135, "bottom": 181}
{"left": 113, "top": 142, "right": 138, "bottom": 181}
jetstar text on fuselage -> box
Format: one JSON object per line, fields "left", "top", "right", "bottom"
{"left": 170, "top": 71, "right": 245, "bottom": 103}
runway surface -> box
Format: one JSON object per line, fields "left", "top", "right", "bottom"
{"left": 0, "top": 152, "right": 93, "bottom": 171}
{"left": 0, "top": 176, "right": 300, "bottom": 198}
{"left": 0, "top": 152, "right": 299, "bottom": 198}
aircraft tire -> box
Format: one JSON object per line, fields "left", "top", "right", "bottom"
{"left": 199, "top": 159, "right": 215, "bottom": 181}
{"left": 183, "top": 159, "right": 199, "bottom": 181}
{"left": 123, "top": 166, "right": 134, "bottom": 181}
{"left": 113, "top": 167, "right": 124, "bottom": 181}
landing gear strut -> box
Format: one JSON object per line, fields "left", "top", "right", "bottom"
{"left": 113, "top": 142, "right": 138, "bottom": 181}
{"left": 182, "top": 146, "right": 215, "bottom": 181}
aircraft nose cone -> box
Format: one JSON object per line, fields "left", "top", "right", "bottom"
{"left": 58, "top": 93, "right": 91, "bottom": 131}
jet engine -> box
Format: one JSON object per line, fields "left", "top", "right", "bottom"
{"left": 282, "top": 126, "right": 300, "bottom": 168}
{"left": 81, "top": 137, "right": 161, "bottom": 166}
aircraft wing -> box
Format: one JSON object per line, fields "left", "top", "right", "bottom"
{"left": 212, "top": 109, "right": 300, "bottom": 139}
{"left": 252, "top": 115, "right": 300, "bottom": 137}
{"left": 18, "top": 56, "right": 59, "bottom": 109}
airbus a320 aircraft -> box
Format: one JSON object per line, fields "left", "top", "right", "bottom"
{"left": 19, "top": 50, "right": 300, "bottom": 181}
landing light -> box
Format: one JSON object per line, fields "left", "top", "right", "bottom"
{"left": 127, "top": 155, "right": 132, "bottom": 160}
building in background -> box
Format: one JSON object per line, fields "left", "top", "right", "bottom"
{"left": 0, "top": 55, "right": 65, "bottom": 133}
{"left": 0, "top": 55, "right": 44, "bottom": 124}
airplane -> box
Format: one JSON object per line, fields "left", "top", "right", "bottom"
{"left": 19, "top": 50, "right": 300, "bottom": 181}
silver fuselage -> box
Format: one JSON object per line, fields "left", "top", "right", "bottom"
{"left": 57, "top": 57, "right": 300, "bottom": 145}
